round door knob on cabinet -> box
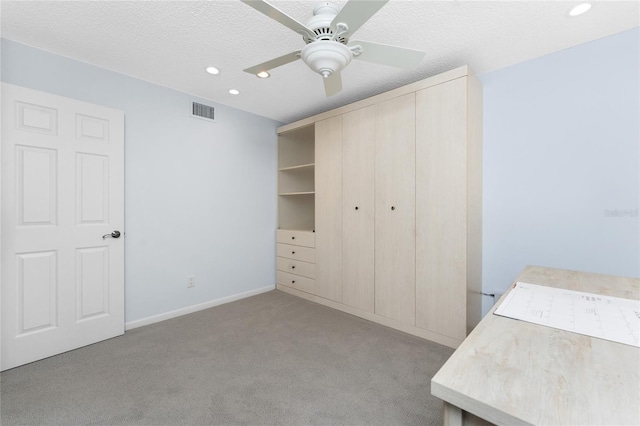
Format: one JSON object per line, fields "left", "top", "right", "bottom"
{"left": 391, "top": 206, "right": 396, "bottom": 211}
{"left": 291, "top": 265, "right": 296, "bottom": 269}
{"left": 292, "top": 280, "right": 296, "bottom": 284}
{"left": 291, "top": 236, "right": 295, "bottom": 240}
{"left": 292, "top": 251, "right": 296, "bottom": 255}
{"left": 355, "top": 206, "right": 359, "bottom": 210}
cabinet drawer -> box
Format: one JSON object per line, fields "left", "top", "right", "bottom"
{"left": 277, "top": 257, "right": 315, "bottom": 279}
{"left": 277, "top": 230, "right": 315, "bottom": 247}
{"left": 277, "top": 243, "right": 315, "bottom": 263}
{"left": 277, "top": 270, "right": 315, "bottom": 294}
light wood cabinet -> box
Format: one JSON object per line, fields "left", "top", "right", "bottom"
{"left": 277, "top": 270, "right": 315, "bottom": 294}
{"left": 276, "top": 243, "right": 315, "bottom": 263}
{"left": 314, "top": 116, "right": 343, "bottom": 302}
{"left": 341, "top": 106, "right": 375, "bottom": 312}
{"left": 275, "top": 65, "right": 482, "bottom": 348}
{"left": 415, "top": 76, "right": 483, "bottom": 340}
{"left": 276, "top": 230, "right": 316, "bottom": 295}
{"left": 374, "top": 94, "right": 416, "bottom": 325}
{"left": 276, "top": 257, "right": 315, "bottom": 279}
{"left": 276, "top": 229, "right": 315, "bottom": 247}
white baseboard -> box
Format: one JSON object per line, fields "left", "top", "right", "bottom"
{"left": 125, "top": 285, "right": 275, "bottom": 331}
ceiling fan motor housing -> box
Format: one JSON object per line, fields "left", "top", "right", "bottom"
{"left": 301, "top": 40, "right": 353, "bottom": 78}
{"left": 304, "top": 2, "right": 347, "bottom": 44}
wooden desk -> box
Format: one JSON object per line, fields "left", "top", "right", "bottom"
{"left": 431, "top": 266, "right": 640, "bottom": 425}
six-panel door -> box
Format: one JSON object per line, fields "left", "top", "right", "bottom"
{"left": 1, "top": 83, "right": 125, "bottom": 371}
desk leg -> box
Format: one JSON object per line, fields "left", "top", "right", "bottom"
{"left": 443, "top": 402, "right": 463, "bottom": 426}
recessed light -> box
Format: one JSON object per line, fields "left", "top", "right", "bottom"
{"left": 569, "top": 2, "right": 591, "bottom": 16}
{"left": 229, "top": 89, "right": 240, "bottom": 95}
{"left": 205, "top": 66, "right": 220, "bottom": 75}
{"left": 256, "top": 71, "right": 270, "bottom": 78}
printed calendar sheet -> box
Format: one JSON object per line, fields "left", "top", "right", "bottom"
{"left": 494, "top": 281, "right": 640, "bottom": 347}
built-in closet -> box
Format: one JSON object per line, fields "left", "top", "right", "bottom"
{"left": 275, "top": 65, "right": 482, "bottom": 348}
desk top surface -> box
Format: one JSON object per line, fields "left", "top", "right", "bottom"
{"left": 431, "top": 266, "right": 640, "bottom": 425}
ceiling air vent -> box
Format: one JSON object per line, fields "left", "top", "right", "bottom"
{"left": 192, "top": 101, "right": 215, "bottom": 122}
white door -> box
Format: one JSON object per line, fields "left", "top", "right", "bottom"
{"left": 1, "top": 83, "right": 125, "bottom": 371}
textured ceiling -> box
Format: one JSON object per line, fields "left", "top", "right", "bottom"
{"left": 1, "top": 1, "right": 638, "bottom": 124}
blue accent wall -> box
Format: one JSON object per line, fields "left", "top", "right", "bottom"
{"left": 478, "top": 27, "right": 639, "bottom": 312}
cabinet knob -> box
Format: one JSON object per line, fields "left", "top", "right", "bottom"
{"left": 292, "top": 280, "right": 296, "bottom": 284}
{"left": 292, "top": 251, "right": 296, "bottom": 255}
{"left": 391, "top": 206, "right": 396, "bottom": 211}
{"left": 291, "top": 265, "right": 296, "bottom": 269}
{"left": 355, "top": 206, "right": 359, "bottom": 211}
{"left": 291, "top": 236, "right": 295, "bottom": 240}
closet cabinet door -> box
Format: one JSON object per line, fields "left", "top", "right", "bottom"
{"left": 374, "top": 94, "right": 416, "bottom": 325}
{"left": 415, "top": 78, "right": 468, "bottom": 340}
{"left": 342, "top": 106, "right": 375, "bottom": 312}
{"left": 315, "top": 116, "right": 343, "bottom": 302}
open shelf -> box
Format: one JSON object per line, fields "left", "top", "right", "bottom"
{"left": 278, "top": 124, "right": 315, "bottom": 230}
{"left": 278, "top": 125, "right": 314, "bottom": 169}
{"left": 279, "top": 191, "right": 315, "bottom": 196}
{"left": 279, "top": 163, "right": 314, "bottom": 172}
{"left": 278, "top": 193, "right": 314, "bottom": 230}
{"left": 278, "top": 165, "right": 314, "bottom": 194}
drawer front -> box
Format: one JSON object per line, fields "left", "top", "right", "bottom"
{"left": 277, "top": 230, "right": 315, "bottom": 248}
{"left": 277, "top": 257, "right": 315, "bottom": 279}
{"left": 276, "top": 243, "right": 315, "bottom": 263}
{"left": 277, "top": 270, "right": 315, "bottom": 294}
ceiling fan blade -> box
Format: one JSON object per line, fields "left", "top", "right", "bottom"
{"left": 330, "top": 0, "right": 388, "bottom": 37}
{"left": 323, "top": 71, "right": 343, "bottom": 97}
{"left": 349, "top": 40, "right": 425, "bottom": 68}
{"left": 240, "top": 0, "right": 315, "bottom": 40}
{"left": 243, "top": 51, "right": 301, "bottom": 75}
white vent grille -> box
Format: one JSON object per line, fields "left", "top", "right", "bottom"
{"left": 192, "top": 102, "right": 215, "bottom": 120}
{"left": 311, "top": 27, "right": 347, "bottom": 44}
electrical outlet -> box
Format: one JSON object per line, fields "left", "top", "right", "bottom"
{"left": 187, "top": 275, "right": 195, "bottom": 288}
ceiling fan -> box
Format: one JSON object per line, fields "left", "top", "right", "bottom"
{"left": 240, "top": 0, "right": 426, "bottom": 96}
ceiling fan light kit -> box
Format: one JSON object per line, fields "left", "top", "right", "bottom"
{"left": 241, "top": 0, "right": 425, "bottom": 96}
{"left": 301, "top": 41, "right": 353, "bottom": 79}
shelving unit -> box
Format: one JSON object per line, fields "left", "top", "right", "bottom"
{"left": 274, "top": 65, "right": 483, "bottom": 349}
{"left": 276, "top": 124, "right": 317, "bottom": 295}
{"left": 277, "top": 124, "right": 315, "bottom": 231}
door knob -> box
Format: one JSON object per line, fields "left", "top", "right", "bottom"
{"left": 102, "top": 230, "right": 121, "bottom": 239}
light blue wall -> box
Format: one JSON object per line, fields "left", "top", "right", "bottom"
{"left": 478, "top": 27, "right": 639, "bottom": 313}
{"left": 1, "top": 39, "right": 280, "bottom": 323}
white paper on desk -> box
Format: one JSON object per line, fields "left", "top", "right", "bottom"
{"left": 494, "top": 282, "right": 640, "bottom": 347}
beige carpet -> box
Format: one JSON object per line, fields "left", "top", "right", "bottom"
{"left": 1, "top": 290, "right": 453, "bottom": 425}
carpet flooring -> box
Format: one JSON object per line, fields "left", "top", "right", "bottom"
{"left": 1, "top": 290, "right": 454, "bottom": 425}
